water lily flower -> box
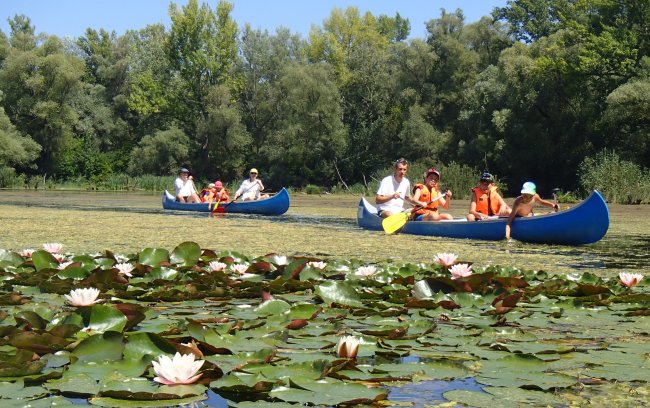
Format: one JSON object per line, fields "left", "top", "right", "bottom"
{"left": 114, "top": 262, "right": 134, "bottom": 277}
{"left": 450, "top": 263, "right": 473, "bottom": 280}
{"left": 307, "top": 261, "right": 327, "bottom": 269}
{"left": 43, "top": 243, "right": 63, "bottom": 254}
{"left": 20, "top": 248, "right": 35, "bottom": 258}
{"left": 152, "top": 352, "right": 205, "bottom": 385}
{"left": 355, "top": 265, "right": 377, "bottom": 277}
{"left": 434, "top": 253, "right": 458, "bottom": 268}
{"left": 53, "top": 253, "right": 66, "bottom": 263}
{"left": 208, "top": 261, "right": 227, "bottom": 272}
{"left": 619, "top": 272, "right": 644, "bottom": 288}
{"left": 231, "top": 264, "right": 249, "bottom": 275}
{"left": 64, "top": 288, "right": 100, "bottom": 306}
{"left": 337, "top": 336, "right": 360, "bottom": 358}
{"left": 274, "top": 255, "right": 288, "bottom": 265}
{"left": 57, "top": 261, "right": 74, "bottom": 270}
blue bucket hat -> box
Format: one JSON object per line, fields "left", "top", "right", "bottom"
{"left": 521, "top": 182, "right": 536, "bottom": 195}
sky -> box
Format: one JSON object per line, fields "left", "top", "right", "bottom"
{"left": 0, "top": 0, "right": 508, "bottom": 40}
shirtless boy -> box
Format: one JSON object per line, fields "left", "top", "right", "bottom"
{"left": 505, "top": 182, "right": 559, "bottom": 240}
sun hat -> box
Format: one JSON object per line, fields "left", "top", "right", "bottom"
{"left": 521, "top": 181, "right": 536, "bottom": 195}
{"left": 208, "top": 183, "right": 215, "bottom": 189}
{"left": 214, "top": 180, "right": 223, "bottom": 188}
{"left": 249, "top": 168, "right": 258, "bottom": 174}
{"left": 426, "top": 168, "right": 440, "bottom": 178}
{"left": 480, "top": 172, "right": 493, "bottom": 182}
{"left": 179, "top": 168, "right": 190, "bottom": 174}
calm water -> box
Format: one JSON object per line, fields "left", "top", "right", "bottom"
{"left": 1, "top": 190, "right": 649, "bottom": 277}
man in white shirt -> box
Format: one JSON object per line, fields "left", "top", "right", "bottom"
{"left": 174, "top": 168, "right": 200, "bottom": 203}
{"left": 234, "top": 168, "right": 270, "bottom": 201}
{"left": 375, "top": 158, "right": 417, "bottom": 217}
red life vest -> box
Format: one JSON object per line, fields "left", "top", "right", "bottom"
{"left": 412, "top": 183, "right": 440, "bottom": 215}
{"left": 472, "top": 186, "right": 502, "bottom": 216}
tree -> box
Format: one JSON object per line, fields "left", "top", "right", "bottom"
{"left": 128, "top": 127, "right": 191, "bottom": 176}
{"left": 0, "top": 93, "right": 41, "bottom": 170}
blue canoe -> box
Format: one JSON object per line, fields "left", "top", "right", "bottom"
{"left": 162, "top": 188, "right": 290, "bottom": 216}
{"left": 357, "top": 190, "right": 609, "bottom": 245}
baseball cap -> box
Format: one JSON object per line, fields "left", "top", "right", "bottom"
{"left": 480, "top": 172, "right": 493, "bottom": 182}
{"left": 179, "top": 168, "right": 190, "bottom": 174}
{"left": 249, "top": 168, "right": 258, "bottom": 174}
{"left": 521, "top": 181, "right": 536, "bottom": 195}
{"left": 426, "top": 168, "right": 440, "bottom": 178}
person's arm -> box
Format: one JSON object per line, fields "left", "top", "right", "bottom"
{"left": 505, "top": 198, "right": 521, "bottom": 239}
{"left": 257, "top": 180, "right": 265, "bottom": 192}
{"left": 234, "top": 181, "right": 246, "bottom": 200}
{"left": 496, "top": 193, "right": 511, "bottom": 213}
{"left": 535, "top": 195, "right": 559, "bottom": 211}
{"left": 439, "top": 190, "right": 452, "bottom": 209}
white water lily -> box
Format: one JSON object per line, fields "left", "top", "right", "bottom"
{"left": 355, "top": 265, "right": 377, "bottom": 277}
{"left": 450, "top": 263, "right": 473, "bottom": 280}
{"left": 208, "top": 261, "right": 227, "bottom": 272}
{"left": 152, "top": 352, "right": 205, "bottom": 385}
{"left": 57, "top": 261, "right": 74, "bottom": 270}
{"left": 43, "top": 243, "right": 63, "bottom": 254}
{"left": 20, "top": 248, "right": 35, "bottom": 258}
{"left": 619, "top": 272, "right": 644, "bottom": 288}
{"left": 114, "top": 262, "right": 134, "bottom": 277}
{"left": 307, "top": 261, "right": 327, "bottom": 269}
{"left": 64, "top": 288, "right": 100, "bottom": 306}
{"left": 231, "top": 264, "right": 249, "bottom": 275}
{"left": 274, "top": 255, "right": 288, "bottom": 265}
{"left": 434, "top": 253, "right": 458, "bottom": 268}
{"left": 337, "top": 336, "right": 360, "bottom": 358}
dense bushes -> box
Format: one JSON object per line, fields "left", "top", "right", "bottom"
{"left": 579, "top": 151, "right": 650, "bottom": 204}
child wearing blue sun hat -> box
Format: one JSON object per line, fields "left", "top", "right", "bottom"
{"left": 505, "top": 181, "right": 560, "bottom": 240}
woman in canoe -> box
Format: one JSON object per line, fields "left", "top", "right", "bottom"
{"left": 233, "top": 168, "right": 269, "bottom": 201}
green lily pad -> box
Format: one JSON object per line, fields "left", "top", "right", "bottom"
{"left": 170, "top": 241, "right": 202, "bottom": 267}
{"left": 138, "top": 248, "right": 169, "bottom": 267}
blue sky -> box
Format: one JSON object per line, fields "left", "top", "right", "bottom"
{"left": 1, "top": 1, "right": 508, "bottom": 40}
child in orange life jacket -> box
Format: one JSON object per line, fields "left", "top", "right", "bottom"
{"left": 411, "top": 168, "right": 453, "bottom": 221}
{"left": 505, "top": 181, "right": 559, "bottom": 240}
{"left": 467, "top": 172, "right": 511, "bottom": 221}
{"left": 200, "top": 183, "right": 217, "bottom": 203}
{"left": 213, "top": 180, "right": 229, "bottom": 202}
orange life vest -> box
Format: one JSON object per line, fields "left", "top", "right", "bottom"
{"left": 200, "top": 189, "right": 215, "bottom": 202}
{"left": 214, "top": 188, "right": 229, "bottom": 202}
{"left": 412, "top": 184, "right": 440, "bottom": 215}
{"left": 472, "top": 186, "right": 502, "bottom": 216}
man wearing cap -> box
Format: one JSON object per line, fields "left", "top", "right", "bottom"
{"left": 505, "top": 181, "right": 559, "bottom": 240}
{"left": 467, "top": 172, "right": 510, "bottom": 221}
{"left": 411, "top": 168, "right": 453, "bottom": 221}
{"left": 174, "top": 168, "right": 200, "bottom": 203}
{"left": 375, "top": 158, "right": 419, "bottom": 218}
{"left": 233, "top": 168, "right": 269, "bottom": 201}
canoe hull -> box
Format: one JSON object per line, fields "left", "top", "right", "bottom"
{"left": 357, "top": 191, "right": 609, "bottom": 245}
{"left": 163, "top": 188, "right": 290, "bottom": 216}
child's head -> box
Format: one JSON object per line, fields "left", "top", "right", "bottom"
{"left": 424, "top": 168, "right": 440, "bottom": 186}
{"left": 214, "top": 180, "right": 223, "bottom": 190}
{"left": 208, "top": 183, "right": 216, "bottom": 190}
{"left": 520, "top": 182, "right": 536, "bottom": 200}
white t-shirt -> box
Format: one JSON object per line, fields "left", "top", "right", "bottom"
{"left": 174, "top": 177, "right": 197, "bottom": 197}
{"left": 235, "top": 178, "right": 262, "bottom": 200}
{"left": 376, "top": 174, "right": 410, "bottom": 213}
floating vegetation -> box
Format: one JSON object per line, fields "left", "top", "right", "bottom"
{"left": 0, "top": 242, "right": 649, "bottom": 407}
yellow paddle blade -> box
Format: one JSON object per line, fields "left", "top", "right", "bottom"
{"left": 382, "top": 211, "right": 410, "bottom": 234}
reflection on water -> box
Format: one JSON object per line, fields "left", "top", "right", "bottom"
{"left": 1, "top": 190, "right": 649, "bottom": 277}
{"left": 388, "top": 377, "right": 484, "bottom": 407}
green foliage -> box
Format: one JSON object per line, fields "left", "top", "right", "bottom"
{"left": 128, "top": 127, "right": 191, "bottom": 176}
{"left": 0, "top": 166, "right": 26, "bottom": 188}
{"left": 304, "top": 184, "right": 321, "bottom": 195}
{"left": 579, "top": 150, "right": 650, "bottom": 204}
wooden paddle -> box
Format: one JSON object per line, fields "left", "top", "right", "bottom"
{"left": 382, "top": 192, "right": 447, "bottom": 235}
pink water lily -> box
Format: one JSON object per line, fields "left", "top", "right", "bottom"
{"left": 337, "top": 336, "right": 360, "bottom": 358}
{"left": 152, "top": 352, "right": 205, "bottom": 385}
{"left": 57, "top": 261, "right": 74, "bottom": 270}
{"left": 208, "top": 261, "right": 227, "bottom": 272}
{"left": 231, "top": 264, "right": 249, "bottom": 275}
{"left": 64, "top": 288, "right": 100, "bottom": 306}
{"left": 619, "top": 272, "right": 643, "bottom": 288}
{"left": 450, "top": 263, "right": 473, "bottom": 280}
{"left": 43, "top": 243, "right": 63, "bottom": 254}
{"left": 307, "top": 261, "right": 327, "bottom": 269}
{"left": 53, "top": 253, "right": 66, "bottom": 263}
{"left": 355, "top": 265, "right": 377, "bottom": 277}
{"left": 434, "top": 252, "right": 458, "bottom": 268}
{"left": 20, "top": 248, "right": 35, "bottom": 258}
{"left": 114, "top": 262, "right": 134, "bottom": 277}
